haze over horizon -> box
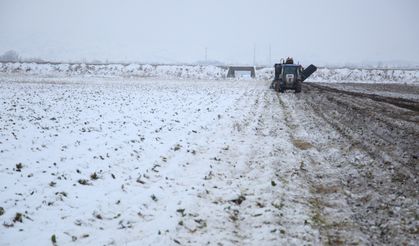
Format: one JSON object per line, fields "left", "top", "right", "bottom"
{"left": 1, "top": 0, "right": 418, "bottom": 66}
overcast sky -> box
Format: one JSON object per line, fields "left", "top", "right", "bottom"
{"left": 0, "top": 0, "right": 418, "bottom": 65}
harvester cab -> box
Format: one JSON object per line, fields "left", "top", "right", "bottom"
{"left": 271, "top": 58, "right": 317, "bottom": 93}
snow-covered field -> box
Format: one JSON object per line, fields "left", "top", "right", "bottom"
{"left": 0, "top": 79, "right": 317, "bottom": 245}
{"left": 0, "top": 75, "right": 418, "bottom": 245}
{"left": 1, "top": 62, "right": 419, "bottom": 84}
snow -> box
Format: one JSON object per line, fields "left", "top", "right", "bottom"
{"left": 1, "top": 62, "right": 418, "bottom": 83}
{"left": 309, "top": 68, "right": 419, "bottom": 83}
{"left": 0, "top": 68, "right": 417, "bottom": 245}
{"left": 0, "top": 62, "right": 227, "bottom": 80}
{"left": 0, "top": 79, "right": 322, "bottom": 245}
{"left": 256, "top": 67, "right": 419, "bottom": 84}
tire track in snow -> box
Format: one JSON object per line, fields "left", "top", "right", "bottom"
{"left": 169, "top": 83, "right": 321, "bottom": 245}
{"left": 277, "top": 92, "right": 369, "bottom": 244}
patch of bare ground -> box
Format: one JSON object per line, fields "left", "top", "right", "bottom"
{"left": 292, "top": 139, "right": 313, "bottom": 150}
{"left": 290, "top": 83, "right": 419, "bottom": 245}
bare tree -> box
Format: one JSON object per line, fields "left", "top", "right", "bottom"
{"left": 0, "top": 50, "right": 20, "bottom": 62}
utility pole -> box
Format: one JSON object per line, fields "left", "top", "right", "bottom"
{"left": 205, "top": 47, "right": 208, "bottom": 64}
{"left": 253, "top": 44, "right": 256, "bottom": 66}
{"left": 268, "top": 44, "right": 272, "bottom": 66}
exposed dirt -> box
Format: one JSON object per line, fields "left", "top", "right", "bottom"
{"left": 283, "top": 82, "right": 419, "bottom": 245}
{"left": 307, "top": 83, "right": 419, "bottom": 112}
{"left": 320, "top": 82, "right": 419, "bottom": 96}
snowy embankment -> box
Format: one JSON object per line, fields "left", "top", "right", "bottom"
{"left": 0, "top": 62, "right": 226, "bottom": 80}
{"left": 1, "top": 62, "right": 419, "bottom": 83}
{"left": 310, "top": 67, "right": 419, "bottom": 84}
{"left": 257, "top": 67, "right": 419, "bottom": 83}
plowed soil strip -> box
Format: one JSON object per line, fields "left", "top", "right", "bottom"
{"left": 306, "top": 83, "right": 419, "bottom": 112}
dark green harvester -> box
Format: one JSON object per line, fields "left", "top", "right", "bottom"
{"left": 270, "top": 57, "right": 317, "bottom": 93}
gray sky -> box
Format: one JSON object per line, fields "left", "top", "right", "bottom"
{"left": 1, "top": 0, "right": 418, "bottom": 65}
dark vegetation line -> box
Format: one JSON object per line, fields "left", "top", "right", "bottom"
{"left": 306, "top": 83, "right": 419, "bottom": 112}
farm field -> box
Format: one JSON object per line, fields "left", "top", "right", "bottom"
{"left": 0, "top": 77, "right": 418, "bottom": 245}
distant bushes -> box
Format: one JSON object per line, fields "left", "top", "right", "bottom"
{"left": 0, "top": 50, "right": 20, "bottom": 62}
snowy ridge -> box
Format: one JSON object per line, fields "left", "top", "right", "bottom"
{"left": 0, "top": 62, "right": 226, "bottom": 80}
{"left": 256, "top": 67, "right": 419, "bottom": 83}
{"left": 1, "top": 62, "right": 418, "bottom": 83}
{"left": 310, "top": 68, "right": 419, "bottom": 84}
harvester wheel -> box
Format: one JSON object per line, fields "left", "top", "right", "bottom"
{"left": 295, "top": 81, "right": 302, "bottom": 93}
{"left": 270, "top": 80, "right": 275, "bottom": 90}
{"left": 278, "top": 82, "right": 285, "bottom": 93}
{"left": 274, "top": 80, "right": 280, "bottom": 92}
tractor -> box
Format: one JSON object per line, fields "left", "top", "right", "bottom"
{"left": 270, "top": 57, "right": 317, "bottom": 93}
